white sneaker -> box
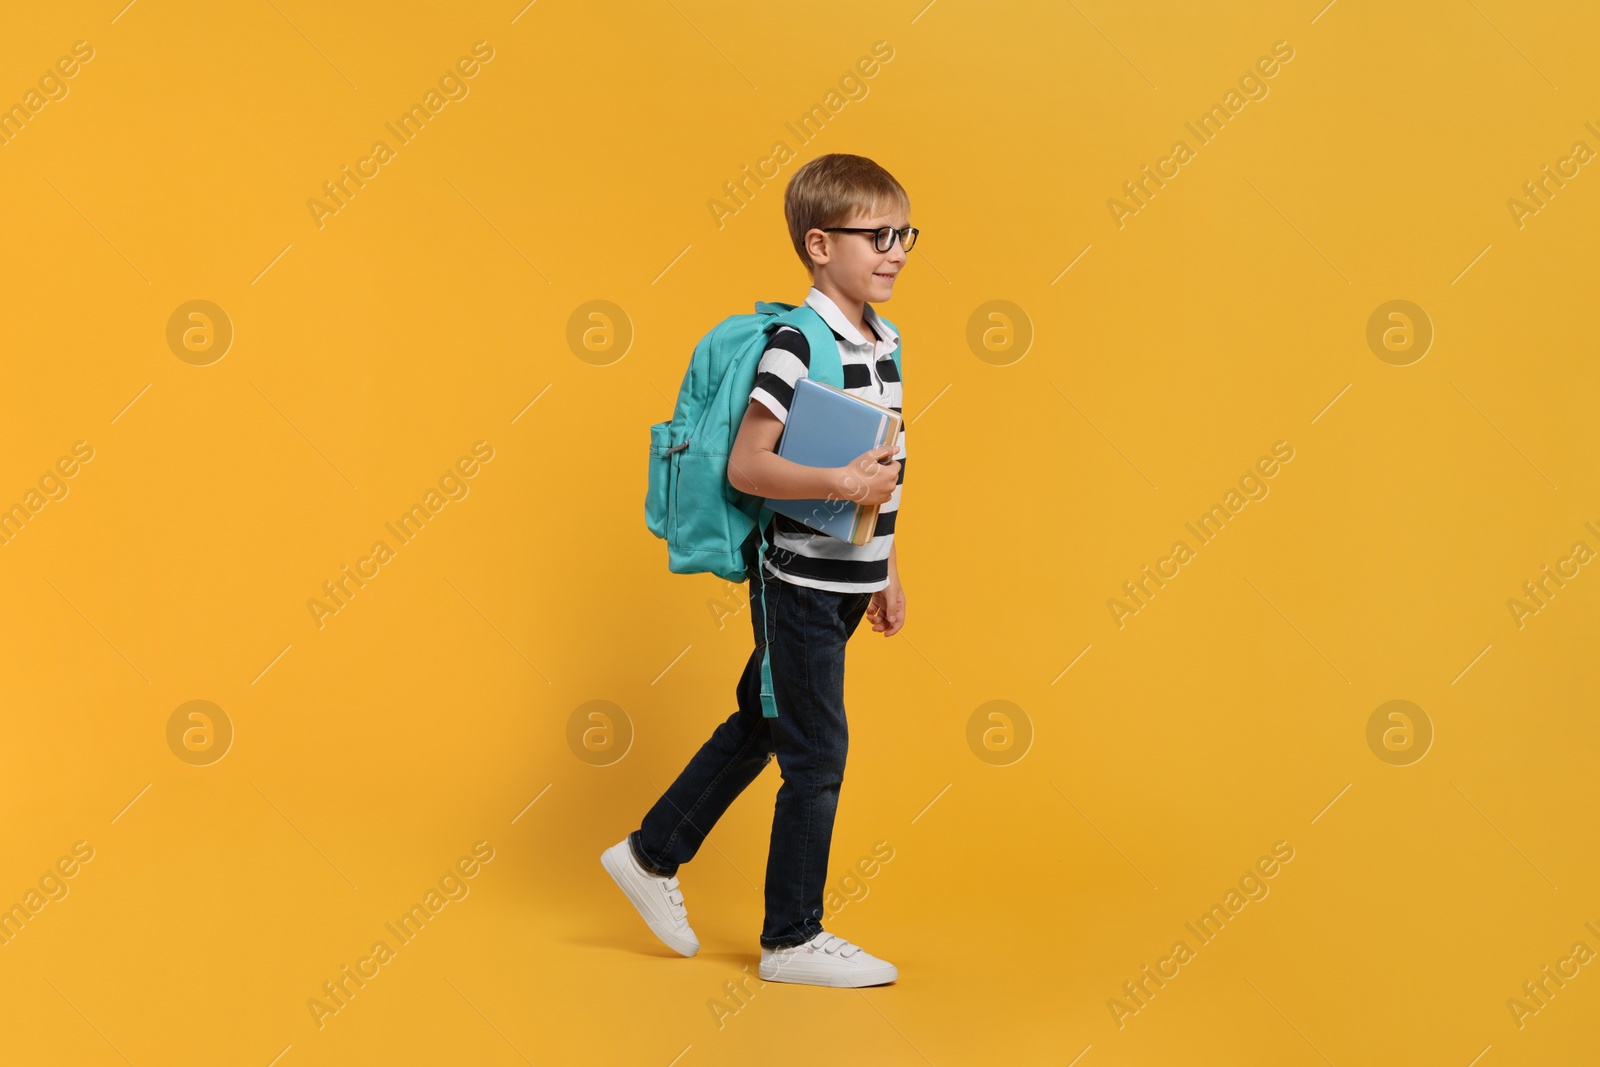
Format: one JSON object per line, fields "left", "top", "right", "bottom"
{"left": 758, "top": 930, "right": 897, "bottom": 987}
{"left": 600, "top": 837, "right": 700, "bottom": 957}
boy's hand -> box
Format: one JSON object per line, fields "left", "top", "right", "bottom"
{"left": 837, "top": 445, "right": 900, "bottom": 507}
{"left": 866, "top": 576, "right": 905, "bottom": 637}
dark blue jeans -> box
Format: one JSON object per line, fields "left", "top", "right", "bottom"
{"left": 629, "top": 534, "right": 872, "bottom": 949}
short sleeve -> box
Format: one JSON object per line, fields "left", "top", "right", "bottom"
{"left": 748, "top": 326, "right": 810, "bottom": 425}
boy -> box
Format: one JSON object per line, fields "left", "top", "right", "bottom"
{"left": 601, "top": 153, "right": 913, "bottom": 988}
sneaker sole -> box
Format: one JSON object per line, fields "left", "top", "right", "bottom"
{"left": 600, "top": 842, "right": 699, "bottom": 957}
{"left": 758, "top": 956, "right": 898, "bottom": 987}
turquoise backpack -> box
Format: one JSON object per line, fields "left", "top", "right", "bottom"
{"left": 645, "top": 299, "right": 902, "bottom": 719}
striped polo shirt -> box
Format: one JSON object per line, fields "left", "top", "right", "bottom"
{"left": 748, "top": 286, "right": 905, "bottom": 594}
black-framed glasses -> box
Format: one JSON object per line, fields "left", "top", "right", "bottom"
{"left": 821, "top": 225, "right": 919, "bottom": 253}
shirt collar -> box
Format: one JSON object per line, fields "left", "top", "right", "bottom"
{"left": 803, "top": 286, "right": 899, "bottom": 349}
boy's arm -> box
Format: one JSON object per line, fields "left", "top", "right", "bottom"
{"left": 728, "top": 400, "right": 847, "bottom": 501}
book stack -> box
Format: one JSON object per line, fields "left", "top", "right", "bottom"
{"left": 764, "top": 376, "right": 902, "bottom": 545}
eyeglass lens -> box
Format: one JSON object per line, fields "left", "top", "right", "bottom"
{"left": 875, "top": 227, "right": 916, "bottom": 252}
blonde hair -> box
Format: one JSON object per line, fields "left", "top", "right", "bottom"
{"left": 784, "top": 153, "right": 911, "bottom": 274}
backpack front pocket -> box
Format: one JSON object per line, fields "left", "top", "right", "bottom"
{"left": 645, "top": 420, "right": 676, "bottom": 539}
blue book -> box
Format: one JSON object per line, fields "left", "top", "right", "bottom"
{"left": 765, "top": 377, "right": 902, "bottom": 545}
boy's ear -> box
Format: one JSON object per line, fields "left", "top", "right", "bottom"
{"left": 802, "top": 228, "right": 830, "bottom": 269}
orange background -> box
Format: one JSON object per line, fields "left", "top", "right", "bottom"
{"left": 2, "top": 1, "right": 1598, "bottom": 1064}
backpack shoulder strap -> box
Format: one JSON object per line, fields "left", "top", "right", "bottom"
{"left": 752, "top": 500, "right": 780, "bottom": 720}
{"left": 769, "top": 302, "right": 902, "bottom": 385}
{"left": 767, "top": 304, "right": 844, "bottom": 389}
